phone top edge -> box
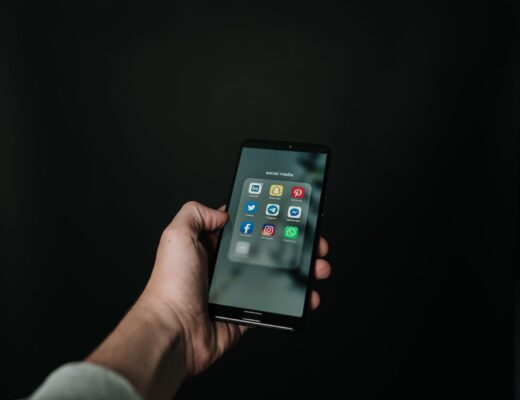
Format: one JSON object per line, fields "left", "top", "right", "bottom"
{"left": 240, "top": 139, "right": 330, "bottom": 154}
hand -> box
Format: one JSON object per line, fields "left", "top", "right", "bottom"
{"left": 87, "top": 201, "right": 331, "bottom": 399}
{"left": 141, "top": 201, "right": 332, "bottom": 377}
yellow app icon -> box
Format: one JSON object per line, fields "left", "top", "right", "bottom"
{"left": 269, "top": 184, "right": 283, "bottom": 197}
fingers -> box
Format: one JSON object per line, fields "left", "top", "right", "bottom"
{"left": 207, "top": 206, "right": 227, "bottom": 249}
{"left": 238, "top": 324, "right": 249, "bottom": 335}
{"left": 311, "top": 243, "right": 331, "bottom": 311}
{"left": 314, "top": 259, "right": 331, "bottom": 280}
{"left": 317, "top": 236, "right": 329, "bottom": 258}
{"left": 172, "top": 201, "right": 229, "bottom": 236}
{"left": 310, "top": 290, "right": 320, "bottom": 310}
{"left": 213, "top": 320, "right": 249, "bottom": 360}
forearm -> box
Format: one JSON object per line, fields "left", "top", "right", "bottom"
{"left": 86, "top": 294, "right": 187, "bottom": 400}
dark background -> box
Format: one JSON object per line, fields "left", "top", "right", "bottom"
{"left": 1, "top": 1, "right": 517, "bottom": 399}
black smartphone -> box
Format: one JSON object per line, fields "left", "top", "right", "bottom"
{"left": 208, "top": 140, "right": 330, "bottom": 332}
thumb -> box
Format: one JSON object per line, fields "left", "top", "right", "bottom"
{"left": 172, "top": 201, "right": 229, "bottom": 236}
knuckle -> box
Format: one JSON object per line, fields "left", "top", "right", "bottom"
{"left": 162, "top": 220, "right": 187, "bottom": 237}
{"left": 161, "top": 225, "right": 177, "bottom": 241}
{"left": 182, "top": 200, "right": 201, "bottom": 211}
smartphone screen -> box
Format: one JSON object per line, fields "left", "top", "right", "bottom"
{"left": 209, "top": 141, "right": 329, "bottom": 330}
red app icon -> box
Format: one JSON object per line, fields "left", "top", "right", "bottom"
{"left": 262, "top": 224, "right": 276, "bottom": 237}
{"left": 291, "top": 186, "right": 305, "bottom": 199}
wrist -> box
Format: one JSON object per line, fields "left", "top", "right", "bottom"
{"left": 86, "top": 293, "right": 189, "bottom": 400}
{"left": 136, "top": 290, "right": 199, "bottom": 377}
{"left": 130, "top": 293, "right": 190, "bottom": 396}
{"left": 134, "top": 292, "right": 188, "bottom": 349}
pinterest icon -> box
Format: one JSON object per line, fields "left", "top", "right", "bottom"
{"left": 291, "top": 186, "right": 305, "bottom": 199}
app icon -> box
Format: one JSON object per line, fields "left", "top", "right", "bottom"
{"left": 248, "top": 182, "right": 263, "bottom": 194}
{"left": 291, "top": 186, "right": 305, "bottom": 199}
{"left": 284, "top": 226, "right": 299, "bottom": 239}
{"left": 244, "top": 201, "right": 258, "bottom": 214}
{"left": 269, "top": 184, "right": 284, "bottom": 197}
{"left": 239, "top": 221, "right": 254, "bottom": 234}
{"left": 235, "top": 241, "right": 250, "bottom": 255}
{"left": 265, "top": 203, "right": 280, "bottom": 216}
{"left": 287, "top": 206, "right": 302, "bottom": 219}
{"left": 262, "top": 224, "right": 276, "bottom": 237}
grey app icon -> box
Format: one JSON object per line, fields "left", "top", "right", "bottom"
{"left": 235, "top": 241, "right": 250, "bottom": 255}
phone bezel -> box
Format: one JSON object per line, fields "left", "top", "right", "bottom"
{"left": 208, "top": 139, "right": 331, "bottom": 332}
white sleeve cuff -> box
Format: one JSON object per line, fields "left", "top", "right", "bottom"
{"left": 29, "top": 362, "right": 142, "bottom": 400}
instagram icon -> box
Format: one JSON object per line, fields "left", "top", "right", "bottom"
{"left": 261, "top": 224, "right": 276, "bottom": 237}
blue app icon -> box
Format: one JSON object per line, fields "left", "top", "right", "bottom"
{"left": 244, "top": 201, "right": 258, "bottom": 214}
{"left": 265, "top": 203, "right": 280, "bottom": 216}
{"left": 288, "top": 206, "right": 302, "bottom": 218}
{"left": 239, "top": 221, "right": 254, "bottom": 235}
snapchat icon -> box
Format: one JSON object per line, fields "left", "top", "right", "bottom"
{"left": 269, "top": 184, "right": 283, "bottom": 197}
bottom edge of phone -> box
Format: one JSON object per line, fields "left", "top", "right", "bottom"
{"left": 213, "top": 315, "right": 297, "bottom": 332}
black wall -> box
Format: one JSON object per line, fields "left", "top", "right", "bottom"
{"left": 1, "top": 2, "right": 517, "bottom": 399}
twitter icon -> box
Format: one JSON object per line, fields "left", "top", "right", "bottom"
{"left": 244, "top": 201, "right": 258, "bottom": 214}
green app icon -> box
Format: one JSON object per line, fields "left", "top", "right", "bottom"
{"left": 283, "top": 226, "right": 299, "bottom": 239}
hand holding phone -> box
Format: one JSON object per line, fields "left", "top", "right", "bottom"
{"left": 70, "top": 141, "right": 330, "bottom": 400}
{"left": 86, "top": 197, "right": 331, "bottom": 399}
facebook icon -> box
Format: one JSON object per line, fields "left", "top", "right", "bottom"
{"left": 239, "top": 221, "right": 254, "bottom": 235}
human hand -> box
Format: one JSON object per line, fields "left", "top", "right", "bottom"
{"left": 140, "top": 201, "right": 331, "bottom": 377}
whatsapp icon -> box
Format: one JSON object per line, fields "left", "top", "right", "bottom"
{"left": 283, "top": 226, "right": 299, "bottom": 239}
